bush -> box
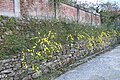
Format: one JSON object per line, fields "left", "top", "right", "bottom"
{"left": 0, "top": 16, "right": 120, "bottom": 73}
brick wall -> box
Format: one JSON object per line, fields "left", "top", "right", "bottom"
{"left": 0, "top": 0, "right": 15, "bottom": 16}
{"left": 84, "top": 12, "right": 91, "bottom": 24}
{"left": 0, "top": 0, "right": 20, "bottom": 17}
{"left": 21, "top": 0, "right": 54, "bottom": 18}
{"left": 20, "top": 1, "right": 101, "bottom": 26}
{"left": 0, "top": 0, "right": 14, "bottom": 13}
{"left": 59, "top": 3, "right": 101, "bottom": 25}
{"left": 59, "top": 3, "right": 77, "bottom": 21}
{"left": 92, "top": 13, "right": 101, "bottom": 26}
{"left": 79, "top": 10, "right": 86, "bottom": 23}
{"left": 0, "top": 0, "right": 101, "bottom": 25}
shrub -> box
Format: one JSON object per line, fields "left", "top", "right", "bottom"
{"left": 0, "top": 16, "right": 120, "bottom": 74}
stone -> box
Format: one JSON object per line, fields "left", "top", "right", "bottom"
{"left": 16, "top": 69, "right": 22, "bottom": 74}
{"left": 5, "top": 64, "right": 14, "bottom": 68}
{"left": 22, "top": 75, "right": 32, "bottom": 80}
{"left": 14, "top": 74, "right": 21, "bottom": 80}
{"left": 1, "top": 77, "right": 14, "bottom": 80}
{"left": 0, "top": 75, "right": 2, "bottom": 78}
{"left": 9, "top": 77, "right": 14, "bottom": 80}
{"left": 32, "top": 73, "right": 39, "bottom": 79}
{"left": 45, "top": 62, "right": 53, "bottom": 67}
{"left": 14, "top": 77, "right": 20, "bottom": 80}
{"left": 13, "top": 68, "right": 18, "bottom": 71}
{"left": 0, "top": 62, "right": 3, "bottom": 71}
{"left": 32, "top": 71, "right": 42, "bottom": 79}
{"left": 1, "top": 59, "right": 11, "bottom": 63}
{"left": 15, "top": 63, "right": 22, "bottom": 68}
{"left": 4, "top": 63, "right": 9, "bottom": 66}
{"left": 0, "top": 22, "right": 3, "bottom": 26}
{"left": 1, "top": 69, "right": 13, "bottom": 74}
{"left": 27, "top": 68, "right": 35, "bottom": 75}
{"left": 0, "top": 74, "right": 7, "bottom": 78}
{"left": 8, "top": 72, "right": 15, "bottom": 77}
{"left": 11, "top": 58, "right": 15, "bottom": 61}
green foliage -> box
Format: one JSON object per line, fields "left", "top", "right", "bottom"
{"left": 20, "top": 20, "right": 119, "bottom": 75}
{"left": 21, "top": 31, "right": 63, "bottom": 72}
{"left": 98, "top": 2, "right": 119, "bottom": 26}
{"left": 0, "top": 16, "right": 120, "bottom": 74}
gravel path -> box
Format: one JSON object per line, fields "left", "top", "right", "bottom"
{"left": 55, "top": 45, "right": 120, "bottom": 80}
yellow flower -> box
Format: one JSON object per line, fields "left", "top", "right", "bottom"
{"left": 54, "top": 42, "right": 58, "bottom": 45}
{"left": 59, "top": 43, "right": 62, "bottom": 49}
{"left": 25, "top": 65, "right": 28, "bottom": 69}
{"left": 48, "top": 31, "right": 51, "bottom": 37}
{"left": 21, "top": 56, "right": 25, "bottom": 61}
{"left": 91, "top": 36, "right": 94, "bottom": 41}
{"left": 38, "top": 32, "right": 40, "bottom": 35}
{"left": 33, "top": 46, "right": 36, "bottom": 49}
{"left": 66, "top": 34, "right": 74, "bottom": 41}
{"left": 88, "top": 41, "right": 92, "bottom": 47}
{"left": 32, "top": 64, "right": 35, "bottom": 70}
{"left": 22, "top": 51, "right": 25, "bottom": 55}
{"left": 31, "top": 53, "right": 34, "bottom": 56}
{"left": 44, "top": 47, "right": 50, "bottom": 53}
{"left": 51, "top": 35, "right": 55, "bottom": 39}
{"left": 48, "top": 55, "right": 52, "bottom": 58}
{"left": 27, "top": 49, "right": 32, "bottom": 52}
{"left": 38, "top": 39, "right": 41, "bottom": 43}
{"left": 44, "top": 38, "right": 47, "bottom": 42}
{"left": 36, "top": 52, "right": 41, "bottom": 56}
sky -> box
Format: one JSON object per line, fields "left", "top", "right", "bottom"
{"left": 77, "top": 0, "right": 120, "bottom": 5}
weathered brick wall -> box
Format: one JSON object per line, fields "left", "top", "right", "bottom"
{"left": 0, "top": 0, "right": 15, "bottom": 17}
{"left": 92, "top": 13, "right": 101, "bottom": 26}
{"left": 0, "top": 0, "right": 14, "bottom": 13}
{"left": 59, "top": 3, "right": 101, "bottom": 25}
{"left": 20, "top": 1, "right": 101, "bottom": 25}
{"left": 95, "top": 15, "right": 101, "bottom": 26}
{"left": 0, "top": 0, "right": 101, "bottom": 25}
{"left": 80, "top": 11, "right": 92, "bottom": 24}
{"left": 85, "top": 12, "right": 91, "bottom": 24}
{"left": 59, "top": 3, "right": 77, "bottom": 21}
{"left": 79, "top": 10, "right": 86, "bottom": 23}
{"left": 21, "top": 0, "right": 54, "bottom": 18}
